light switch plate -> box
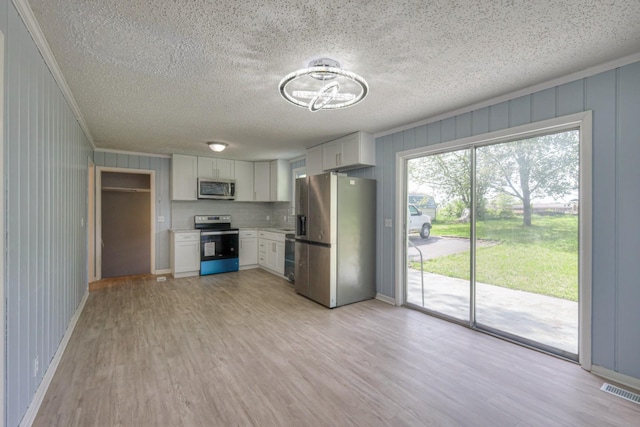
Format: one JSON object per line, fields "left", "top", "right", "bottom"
{"left": 384, "top": 218, "right": 392, "bottom": 228}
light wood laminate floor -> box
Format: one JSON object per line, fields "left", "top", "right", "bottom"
{"left": 34, "top": 269, "right": 639, "bottom": 426}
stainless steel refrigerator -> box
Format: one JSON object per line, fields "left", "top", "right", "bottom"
{"left": 295, "top": 172, "right": 376, "bottom": 308}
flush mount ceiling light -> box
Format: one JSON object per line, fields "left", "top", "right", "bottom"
{"left": 208, "top": 142, "right": 227, "bottom": 152}
{"left": 279, "top": 58, "right": 369, "bottom": 112}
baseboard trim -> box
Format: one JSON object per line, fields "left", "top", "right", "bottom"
{"left": 591, "top": 365, "right": 640, "bottom": 393}
{"left": 376, "top": 293, "right": 396, "bottom": 305}
{"left": 19, "top": 290, "right": 89, "bottom": 427}
{"left": 154, "top": 269, "right": 172, "bottom": 275}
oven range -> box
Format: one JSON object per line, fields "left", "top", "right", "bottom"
{"left": 194, "top": 215, "right": 239, "bottom": 275}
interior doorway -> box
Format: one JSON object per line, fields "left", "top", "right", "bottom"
{"left": 396, "top": 113, "right": 592, "bottom": 366}
{"left": 96, "top": 167, "right": 156, "bottom": 279}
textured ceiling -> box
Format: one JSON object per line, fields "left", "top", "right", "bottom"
{"left": 27, "top": 0, "right": 640, "bottom": 161}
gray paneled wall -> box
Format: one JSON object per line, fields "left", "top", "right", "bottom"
{"left": 5, "top": 2, "right": 93, "bottom": 425}
{"left": 93, "top": 151, "right": 171, "bottom": 271}
{"left": 373, "top": 61, "right": 640, "bottom": 380}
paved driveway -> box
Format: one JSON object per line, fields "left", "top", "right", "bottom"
{"left": 407, "top": 235, "right": 494, "bottom": 261}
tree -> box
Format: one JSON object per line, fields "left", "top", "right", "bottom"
{"left": 479, "top": 130, "right": 579, "bottom": 226}
{"left": 408, "top": 150, "right": 492, "bottom": 220}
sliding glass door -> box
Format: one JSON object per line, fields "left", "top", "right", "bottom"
{"left": 406, "top": 150, "right": 471, "bottom": 322}
{"left": 405, "top": 129, "right": 580, "bottom": 359}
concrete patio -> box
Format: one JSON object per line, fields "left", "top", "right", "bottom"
{"left": 406, "top": 269, "right": 578, "bottom": 355}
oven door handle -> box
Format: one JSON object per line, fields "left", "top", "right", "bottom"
{"left": 200, "top": 230, "right": 239, "bottom": 236}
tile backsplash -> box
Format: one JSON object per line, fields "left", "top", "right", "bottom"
{"left": 171, "top": 200, "right": 293, "bottom": 229}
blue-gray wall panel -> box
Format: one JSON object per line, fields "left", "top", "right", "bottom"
{"left": 532, "top": 87, "right": 557, "bottom": 122}
{"left": 426, "top": 121, "right": 441, "bottom": 146}
{"left": 509, "top": 95, "right": 531, "bottom": 127}
{"left": 558, "top": 79, "right": 584, "bottom": 116}
{"left": 5, "top": 3, "right": 92, "bottom": 424}
{"left": 456, "top": 112, "right": 472, "bottom": 139}
{"left": 374, "top": 60, "right": 640, "bottom": 382}
{"left": 415, "top": 124, "right": 427, "bottom": 148}
{"left": 586, "top": 69, "right": 617, "bottom": 369}
{"left": 472, "top": 107, "right": 490, "bottom": 135}
{"left": 403, "top": 127, "right": 416, "bottom": 151}
{"left": 489, "top": 101, "right": 509, "bottom": 131}
{"left": 615, "top": 62, "right": 640, "bottom": 378}
{"left": 441, "top": 117, "right": 456, "bottom": 143}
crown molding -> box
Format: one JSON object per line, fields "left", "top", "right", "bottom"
{"left": 12, "top": 0, "right": 96, "bottom": 149}
{"left": 375, "top": 51, "right": 640, "bottom": 139}
{"left": 94, "top": 148, "right": 171, "bottom": 158}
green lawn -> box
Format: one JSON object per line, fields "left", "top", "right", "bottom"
{"left": 410, "top": 215, "right": 579, "bottom": 301}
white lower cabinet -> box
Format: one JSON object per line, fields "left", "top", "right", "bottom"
{"left": 171, "top": 231, "right": 200, "bottom": 278}
{"left": 239, "top": 229, "right": 258, "bottom": 268}
{"left": 258, "top": 230, "right": 285, "bottom": 276}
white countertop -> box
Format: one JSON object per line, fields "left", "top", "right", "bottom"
{"left": 260, "top": 228, "right": 295, "bottom": 234}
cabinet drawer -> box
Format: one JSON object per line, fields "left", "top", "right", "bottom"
{"left": 174, "top": 232, "right": 200, "bottom": 242}
{"left": 258, "top": 231, "right": 285, "bottom": 242}
{"left": 240, "top": 229, "right": 258, "bottom": 238}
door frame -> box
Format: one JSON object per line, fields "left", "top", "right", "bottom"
{"left": 96, "top": 166, "right": 156, "bottom": 279}
{"left": 395, "top": 111, "right": 592, "bottom": 369}
{"left": 0, "top": 29, "right": 5, "bottom": 427}
{"left": 87, "top": 157, "right": 96, "bottom": 283}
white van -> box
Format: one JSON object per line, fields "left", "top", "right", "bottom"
{"left": 408, "top": 204, "right": 432, "bottom": 238}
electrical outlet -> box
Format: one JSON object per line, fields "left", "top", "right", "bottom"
{"left": 80, "top": 218, "right": 84, "bottom": 227}
{"left": 158, "top": 216, "right": 165, "bottom": 223}
{"left": 34, "top": 355, "right": 39, "bottom": 377}
{"left": 384, "top": 218, "right": 392, "bottom": 228}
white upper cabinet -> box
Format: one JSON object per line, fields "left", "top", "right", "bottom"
{"left": 234, "top": 160, "right": 254, "bottom": 201}
{"left": 197, "top": 157, "right": 235, "bottom": 179}
{"left": 306, "top": 145, "right": 324, "bottom": 176}
{"left": 270, "top": 159, "right": 290, "bottom": 202}
{"left": 171, "top": 154, "right": 198, "bottom": 201}
{"left": 322, "top": 132, "right": 375, "bottom": 171}
{"left": 254, "top": 161, "right": 271, "bottom": 201}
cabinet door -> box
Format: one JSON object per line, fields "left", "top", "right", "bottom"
{"left": 340, "top": 133, "right": 361, "bottom": 166}
{"left": 171, "top": 155, "right": 198, "bottom": 200}
{"left": 254, "top": 162, "right": 271, "bottom": 201}
{"left": 306, "top": 146, "right": 324, "bottom": 176}
{"left": 322, "top": 140, "right": 342, "bottom": 170}
{"left": 216, "top": 159, "right": 235, "bottom": 179}
{"left": 266, "top": 241, "right": 278, "bottom": 270}
{"left": 234, "top": 160, "right": 254, "bottom": 201}
{"left": 239, "top": 237, "right": 258, "bottom": 266}
{"left": 175, "top": 241, "right": 200, "bottom": 272}
{"left": 270, "top": 159, "right": 290, "bottom": 202}
{"left": 197, "top": 157, "right": 216, "bottom": 178}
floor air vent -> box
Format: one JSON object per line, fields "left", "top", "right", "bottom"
{"left": 601, "top": 383, "right": 640, "bottom": 404}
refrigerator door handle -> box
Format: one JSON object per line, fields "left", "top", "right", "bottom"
{"left": 297, "top": 215, "right": 307, "bottom": 236}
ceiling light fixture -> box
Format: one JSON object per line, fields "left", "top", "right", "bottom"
{"left": 208, "top": 142, "right": 227, "bottom": 152}
{"left": 279, "top": 58, "right": 368, "bottom": 112}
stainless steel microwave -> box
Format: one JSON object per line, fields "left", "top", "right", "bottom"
{"left": 197, "top": 178, "right": 236, "bottom": 200}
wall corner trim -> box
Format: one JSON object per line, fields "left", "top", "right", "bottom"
{"left": 11, "top": 0, "right": 96, "bottom": 149}
{"left": 18, "top": 291, "right": 89, "bottom": 427}
{"left": 375, "top": 293, "right": 396, "bottom": 305}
